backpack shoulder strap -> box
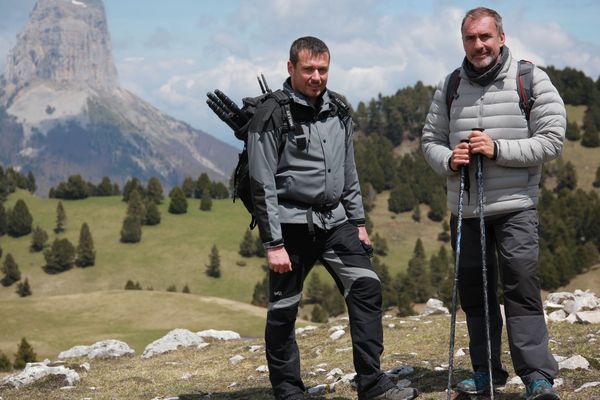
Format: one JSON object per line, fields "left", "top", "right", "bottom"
{"left": 445, "top": 67, "right": 462, "bottom": 120}
{"left": 328, "top": 90, "right": 352, "bottom": 125}
{"left": 517, "top": 60, "right": 535, "bottom": 121}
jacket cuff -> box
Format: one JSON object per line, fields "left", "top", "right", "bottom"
{"left": 448, "top": 156, "right": 458, "bottom": 172}
{"left": 492, "top": 141, "right": 498, "bottom": 160}
{"left": 263, "top": 238, "right": 284, "bottom": 249}
{"left": 348, "top": 218, "right": 366, "bottom": 226}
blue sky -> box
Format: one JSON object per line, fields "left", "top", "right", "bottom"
{"left": 1, "top": 0, "right": 599, "bottom": 146}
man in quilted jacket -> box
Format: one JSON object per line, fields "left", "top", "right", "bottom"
{"left": 421, "top": 7, "right": 565, "bottom": 400}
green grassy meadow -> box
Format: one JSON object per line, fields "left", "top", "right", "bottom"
{"left": 0, "top": 132, "right": 598, "bottom": 361}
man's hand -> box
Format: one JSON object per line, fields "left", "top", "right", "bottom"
{"left": 450, "top": 141, "right": 471, "bottom": 171}
{"left": 266, "top": 246, "right": 293, "bottom": 273}
{"left": 358, "top": 226, "right": 371, "bottom": 245}
{"left": 468, "top": 129, "right": 494, "bottom": 158}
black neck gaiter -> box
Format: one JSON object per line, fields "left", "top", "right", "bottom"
{"left": 462, "top": 46, "right": 509, "bottom": 87}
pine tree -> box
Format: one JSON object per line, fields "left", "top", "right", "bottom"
{"left": 30, "top": 226, "right": 49, "bottom": 252}
{"left": 97, "top": 177, "right": 114, "bottom": 196}
{"left": 406, "top": 238, "right": 433, "bottom": 303}
{"left": 166, "top": 284, "right": 177, "bottom": 292}
{"left": 182, "top": 176, "right": 195, "bottom": 198}
{"left": 120, "top": 215, "right": 142, "bottom": 243}
{"left": 122, "top": 177, "right": 143, "bottom": 202}
{"left": 388, "top": 182, "right": 416, "bottom": 213}
{"left": 182, "top": 284, "right": 191, "bottom": 293}
{"left": 239, "top": 229, "right": 255, "bottom": 257}
{"left": 594, "top": 166, "right": 600, "bottom": 188}
{"left": 394, "top": 272, "right": 415, "bottom": 317}
{"left": 437, "top": 220, "right": 451, "bottom": 242}
{"left": 305, "top": 273, "right": 324, "bottom": 304}
{"left": 1, "top": 253, "right": 21, "bottom": 286}
{"left": 199, "top": 188, "right": 212, "bottom": 211}
{"left": 427, "top": 189, "right": 447, "bottom": 222}
{"left": 555, "top": 161, "right": 577, "bottom": 193}
{"left": 127, "top": 190, "right": 146, "bottom": 224}
{"left": 565, "top": 120, "right": 581, "bottom": 141}
{"left": 206, "top": 244, "right": 221, "bottom": 278}
{"left": 323, "top": 284, "right": 346, "bottom": 317}
{"left": 0, "top": 350, "right": 11, "bottom": 372}
{"left": 372, "top": 232, "right": 388, "bottom": 256}
{"left": 254, "top": 236, "right": 265, "bottom": 257}
{"left": 430, "top": 246, "right": 450, "bottom": 297}
{"left": 8, "top": 199, "right": 33, "bottom": 237}
{"left": 76, "top": 223, "right": 96, "bottom": 267}
{"left": 412, "top": 204, "right": 421, "bottom": 222}
{"left": 125, "top": 280, "right": 142, "bottom": 290}
{"left": 26, "top": 171, "right": 36, "bottom": 194}
{"left": 251, "top": 265, "right": 269, "bottom": 307}
{"left": 144, "top": 201, "right": 161, "bottom": 225}
{"left": 13, "top": 338, "right": 37, "bottom": 369}
{"left": 55, "top": 201, "right": 66, "bottom": 233}
{"left": 0, "top": 202, "right": 7, "bottom": 236}
{"left": 581, "top": 125, "right": 600, "bottom": 148}
{"left": 168, "top": 187, "right": 188, "bottom": 214}
{"left": 16, "top": 278, "right": 32, "bottom": 297}
{"left": 194, "top": 173, "right": 211, "bottom": 198}
{"left": 311, "top": 304, "right": 329, "bottom": 323}
{"left": 146, "top": 177, "right": 164, "bottom": 204}
{"left": 43, "top": 238, "right": 76, "bottom": 273}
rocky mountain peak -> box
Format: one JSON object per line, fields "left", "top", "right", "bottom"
{"left": 3, "top": 0, "right": 118, "bottom": 100}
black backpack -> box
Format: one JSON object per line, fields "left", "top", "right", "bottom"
{"left": 445, "top": 59, "right": 535, "bottom": 121}
{"left": 207, "top": 77, "right": 351, "bottom": 229}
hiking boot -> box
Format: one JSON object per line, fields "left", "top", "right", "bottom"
{"left": 372, "top": 386, "right": 418, "bottom": 400}
{"left": 455, "top": 370, "right": 504, "bottom": 395}
{"left": 525, "top": 379, "right": 560, "bottom": 400}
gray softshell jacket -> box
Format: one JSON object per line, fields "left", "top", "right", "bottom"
{"left": 421, "top": 49, "right": 566, "bottom": 217}
{"left": 247, "top": 79, "right": 365, "bottom": 248}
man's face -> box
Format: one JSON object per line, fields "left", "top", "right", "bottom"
{"left": 287, "top": 49, "right": 329, "bottom": 104}
{"left": 462, "top": 16, "right": 505, "bottom": 71}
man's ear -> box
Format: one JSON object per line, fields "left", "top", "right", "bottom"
{"left": 287, "top": 60, "right": 293, "bottom": 76}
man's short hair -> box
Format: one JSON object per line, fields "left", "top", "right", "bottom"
{"left": 461, "top": 7, "right": 503, "bottom": 36}
{"left": 289, "top": 36, "right": 330, "bottom": 65}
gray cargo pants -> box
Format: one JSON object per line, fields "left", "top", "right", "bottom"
{"left": 450, "top": 208, "right": 558, "bottom": 385}
{"left": 265, "top": 222, "right": 395, "bottom": 400}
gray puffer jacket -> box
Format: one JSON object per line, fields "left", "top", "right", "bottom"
{"left": 247, "top": 79, "right": 364, "bottom": 248}
{"left": 421, "top": 49, "right": 566, "bottom": 218}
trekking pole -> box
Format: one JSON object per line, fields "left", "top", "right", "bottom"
{"left": 475, "top": 129, "right": 494, "bottom": 400}
{"left": 447, "top": 139, "right": 469, "bottom": 400}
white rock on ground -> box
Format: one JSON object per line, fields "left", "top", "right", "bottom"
{"left": 141, "top": 329, "right": 205, "bottom": 359}
{"left": 59, "top": 339, "right": 135, "bottom": 360}
{"left": 229, "top": 355, "right": 244, "bottom": 365}
{"left": 575, "top": 382, "right": 600, "bottom": 393}
{"left": 1, "top": 360, "right": 80, "bottom": 388}
{"left": 329, "top": 330, "right": 345, "bottom": 341}
{"left": 558, "top": 355, "right": 590, "bottom": 370}
{"left": 420, "top": 298, "right": 449, "bottom": 316}
{"left": 196, "top": 329, "right": 241, "bottom": 340}
{"left": 295, "top": 325, "right": 318, "bottom": 335}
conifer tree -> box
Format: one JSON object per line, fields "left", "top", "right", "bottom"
{"left": 429, "top": 246, "right": 450, "bottom": 297}
{"left": 26, "top": 171, "right": 36, "bottom": 194}
{"left": 406, "top": 238, "right": 432, "bottom": 303}
{"left": 0, "top": 350, "right": 11, "bottom": 372}
{"left": 0, "top": 202, "right": 7, "bottom": 236}
{"left": 254, "top": 236, "right": 265, "bottom": 258}
{"left": 427, "top": 189, "right": 447, "bottom": 222}
{"left": 8, "top": 199, "right": 33, "bottom": 237}
{"left": 310, "top": 304, "right": 329, "bottom": 323}
{"left": 16, "top": 278, "right": 32, "bottom": 297}
{"left": 76, "top": 223, "right": 96, "bottom": 267}
{"left": 388, "top": 182, "right": 416, "bottom": 213}
{"left": 251, "top": 265, "right": 269, "bottom": 307}
{"left": 412, "top": 204, "right": 421, "bottom": 222}
{"left": 127, "top": 190, "right": 146, "bottom": 224}
{"left": 194, "top": 173, "right": 211, "bottom": 198}
{"left": 372, "top": 232, "right": 388, "bottom": 256}
{"left": 581, "top": 125, "right": 600, "bottom": 148}
{"left": 97, "top": 177, "right": 114, "bottom": 196}
{"left": 122, "top": 177, "right": 142, "bottom": 202}
{"left": 168, "top": 186, "right": 188, "bottom": 214}
{"left": 166, "top": 284, "right": 177, "bottom": 292}
{"left": 182, "top": 176, "right": 195, "bottom": 198}
{"left": 394, "top": 272, "right": 415, "bottom": 317}
{"left": 55, "top": 201, "right": 66, "bottom": 233}
{"left": 555, "top": 161, "right": 577, "bottom": 193}
{"left": 146, "top": 177, "right": 164, "bottom": 204}
{"left": 437, "top": 220, "right": 451, "bottom": 242}
{"left": 182, "top": 284, "right": 191, "bottom": 293}
{"left": 1, "top": 253, "right": 21, "bottom": 286}
{"left": 43, "top": 238, "right": 76, "bottom": 273}
{"left": 305, "top": 273, "right": 323, "bottom": 304}
{"left": 120, "top": 215, "right": 142, "bottom": 243}
{"left": 372, "top": 256, "right": 395, "bottom": 309}
{"left": 239, "top": 229, "right": 255, "bottom": 257}
{"left": 30, "top": 226, "right": 49, "bottom": 252}
{"left": 206, "top": 244, "right": 221, "bottom": 278}
{"left": 565, "top": 120, "right": 581, "bottom": 141}
{"left": 144, "top": 201, "right": 161, "bottom": 225}
{"left": 323, "top": 284, "right": 346, "bottom": 317}
{"left": 199, "top": 188, "right": 212, "bottom": 211}
{"left": 13, "top": 338, "right": 37, "bottom": 369}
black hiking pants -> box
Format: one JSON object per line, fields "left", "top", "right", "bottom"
{"left": 265, "top": 222, "right": 395, "bottom": 400}
{"left": 450, "top": 208, "right": 558, "bottom": 385}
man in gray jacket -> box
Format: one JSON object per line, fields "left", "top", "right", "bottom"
{"left": 248, "top": 36, "right": 418, "bottom": 400}
{"left": 421, "top": 7, "right": 565, "bottom": 400}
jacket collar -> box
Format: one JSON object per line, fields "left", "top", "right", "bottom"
{"left": 283, "top": 78, "right": 334, "bottom": 115}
